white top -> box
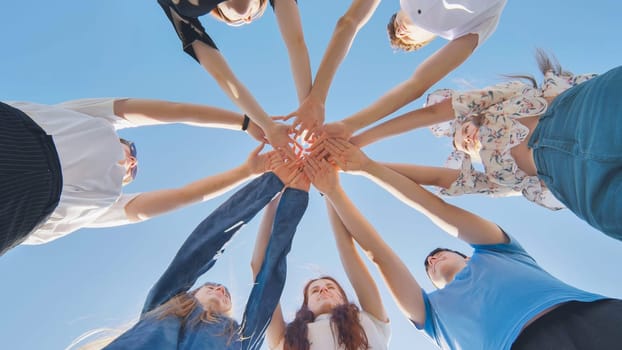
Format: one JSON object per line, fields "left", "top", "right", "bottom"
{"left": 400, "top": 0, "right": 507, "bottom": 45}
{"left": 7, "top": 98, "right": 140, "bottom": 245}
{"left": 274, "top": 311, "right": 390, "bottom": 350}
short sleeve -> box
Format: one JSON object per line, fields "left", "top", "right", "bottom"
{"left": 471, "top": 231, "right": 534, "bottom": 263}
{"left": 362, "top": 311, "right": 391, "bottom": 345}
{"left": 55, "top": 98, "right": 135, "bottom": 130}
{"left": 440, "top": 151, "right": 517, "bottom": 198}
{"left": 427, "top": 81, "right": 537, "bottom": 137}
{"left": 541, "top": 71, "right": 598, "bottom": 98}
{"left": 85, "top": 193, "right": 141, "bottom": 228}
{"left": 158, "top": 0, "right": 218, "bottom": 62}
{"left": 412, "top": 292, "right": 441, "bottom": 347}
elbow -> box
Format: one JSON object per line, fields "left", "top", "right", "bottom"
{"left": 335, "top": 14, "right": 360, "bottom": 34}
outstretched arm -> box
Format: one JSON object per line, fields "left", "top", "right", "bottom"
{"left": 273, "top": 0, "right": 312, "bottom": 103}
{"left": 250, "top": 195, "right": 287, "bottom": 350}
{"left": 350, "top": 98, "right": 453, "bottom": 147}
{"left": 112, "top": 98, "right": 265, "bottom": 141}
{"left": 325, "top": 139, "right": 506, "bottom": 245}
{"left": 325, "top": 199, "right": 388, "bottom": 322}
{"left": 124, "top": 144, "right": 281, "bottom": 222}
{"left": 306, "top": 158, "right": 422, "bottom": 324}
{"left": 290, "top": 0, "right": 381, "bottom": 138}
{"left": 192, "top": 41, "right": 297, "bottom": 158}
{"left": 326, "top": 34, "right": 478, "bottom": 139}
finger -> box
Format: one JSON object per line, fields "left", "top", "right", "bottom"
{"left": 252, "top": 142, "right": 267, "bottom": 155}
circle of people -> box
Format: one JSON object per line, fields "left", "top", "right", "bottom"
{"left": 2, "top": 1, "right": 621, "bottom": 349}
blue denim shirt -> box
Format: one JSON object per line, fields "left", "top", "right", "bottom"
{"left": 104, "top": 172, "right": 309, "bottom": 350}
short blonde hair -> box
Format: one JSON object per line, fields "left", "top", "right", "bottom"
{"left": 386, "top": 13, "right": 435, "bottom": 52}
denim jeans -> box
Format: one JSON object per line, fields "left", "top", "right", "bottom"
{"left": 529, "top": 66, "right": 622, "bottom": 241}
{"left": 106, "top": 172, "right": 308, "bottom": 349}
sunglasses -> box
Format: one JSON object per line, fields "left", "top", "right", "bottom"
{"left": 119, "top": 138, "right": 138, "bottom": 180}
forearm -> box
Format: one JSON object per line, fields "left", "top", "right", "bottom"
{"left": 381, "top": 163, "right": 459, "bottom": 188}
{"left": 114, "top": 98, "right": 245, "bottom": 129}
{"left": 125, "top": 164, "right": 254, "bottom": 222}
{"left": 310, "top": 0, "right": 380, "bottom": 103}
{"left": 251, "top": 195, "right": 282, "bottom": 277}
{"left": 351, "top": 99, "right": 454, "bottom": 147}
{"left": 274, "top": 0, "right": 312, "bottom": 103}
{"left": 325, "top": 199, "right": 387, "bottom": 321}
{"left": 192, "top": 41, "right": 275, "bottom": 131}
{"left": 343, "top": 78, "right": 425, "bottom": 133}
{"left": 325, "top": 186, "right": 420, "bottom": 322}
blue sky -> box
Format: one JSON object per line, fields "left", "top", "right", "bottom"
{"left": 1, "top": 1, "right": 620, "bottom": 349}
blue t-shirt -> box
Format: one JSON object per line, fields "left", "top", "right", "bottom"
{"left": 416, "top": 234, "right": 604, "bottom": 350}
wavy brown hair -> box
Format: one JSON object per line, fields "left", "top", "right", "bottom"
{"left": 211, "top": 0, "right": 269, "bottom": 25}
{"left": 283, "top": 277, "right": 369, "bottom": 350}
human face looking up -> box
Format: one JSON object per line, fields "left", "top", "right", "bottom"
{"left": 426, "top": 250, "right": 469, "bottom": 289}
{"left": 215, "top": 0, "right": 262, "bottom": 26}
{"left": 306, "top": 278, "right": 346, "bottom": 316}
{"left": 393, "top": 10, "right": 436, "bottom": 48}
{"left": 194, "top": 283, "right": 232, "bottom": 314}
{"left": 453, "top": 121, "right": 481, "bottom": 154}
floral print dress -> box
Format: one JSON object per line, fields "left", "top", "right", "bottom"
{"left": 426, "top": 71, "right": 597, "bottom": 210}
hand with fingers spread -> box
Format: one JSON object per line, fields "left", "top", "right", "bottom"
{"left": 272, "top": 156, "right": 305, "bottom": 188}
{"left": 290, "top": 94, "right": 326, "bottom": 141}
{"left": 304, "top": 156, "right": 339, "bottom": 196}
{"left": 321, "top": 138, "right": 370, "bottom": 173}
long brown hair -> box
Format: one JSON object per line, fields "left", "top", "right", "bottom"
{"left": 504, "top": 49, "right": 569, "bottom": 88}
{"left": 283, "top": 277, "right": 369, "bottom": 350}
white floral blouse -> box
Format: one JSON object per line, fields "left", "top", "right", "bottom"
{"left": 426, "top": 71, "right": 597, "bottom": 210}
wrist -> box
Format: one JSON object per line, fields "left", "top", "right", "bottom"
{"left": 241, "top": 114, "right": 250, "bottom": 131}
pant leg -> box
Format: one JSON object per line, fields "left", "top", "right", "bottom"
{"left": 0, "top": 102, "right": 62, "bottom": 255}
{"left": 511, "top": 299, "right": 622, "bottom": 350}
{"left": 530, "top": 66, "right": 622, "bottom": 240}
{"left": 141, "top": 172, "right": 284, "bottom": 314}
{"left": 239, "top": 188, "right": 309, "bottom": 350}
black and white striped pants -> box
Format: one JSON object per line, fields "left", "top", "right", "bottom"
{"left": 0, "top": 102, "right": 62, "bottom": 255}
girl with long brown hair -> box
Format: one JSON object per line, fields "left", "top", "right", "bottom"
{"left": 251, "top": 181, "right": 390, "bottom": 350}
{"left": 77, "top": 155, "right": 310, "bottom": 350}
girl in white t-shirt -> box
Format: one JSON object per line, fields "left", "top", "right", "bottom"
{"left": 251, "top": 193, "right": 391, "bottom": 350}
{"left": 317, "top": 0, "right": 508, "bottom": 143}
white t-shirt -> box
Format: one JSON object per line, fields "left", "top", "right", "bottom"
{"left": 274, "top": 311, "right": 391, "bottom": 350}
{"left": 400, "top": 0, "right": 507, "bottom": 46}
{"left": 7, "top": 98, "right": 140, "bottom": 245}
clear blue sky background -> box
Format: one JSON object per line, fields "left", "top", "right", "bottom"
{"left": 1, "top": 1, "right": 620, "bottom": 349}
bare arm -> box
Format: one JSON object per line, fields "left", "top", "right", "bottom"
{"left": 324, "top": 139, "right": 506, "bottom": 245}
{"left": 334, "top": 34, "right": 478, "bottom": 138}
{"left": 350, "top": 98, "right": 454, "bottom": 147}
{"left": 124, "top": 144, "right": 280, "bottom": 222}
{"left": 289, "top": 0, "right": 381, "bottom": 138}
{"left": 325, "top": 200, "right": 388, "bottom": 321}
{"left": 381, "top": 163, "right": 459, "bottom": 189}
{"left": 250, "top": 195, "right": 286, "bottom": 350}
{"left": 273, "top": 0, "right": 312, "bottom": 103}
{"left": 192, "top": 41, "right": 296, "bottom": 157}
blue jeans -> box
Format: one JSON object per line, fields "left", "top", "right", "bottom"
{"left": 115, "top": 172, "right": 309, "bottom": 350}
{"left": 529, "top": 66, "right": 622, "bottom": 241}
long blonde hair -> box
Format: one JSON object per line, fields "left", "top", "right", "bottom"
{"left": 69, "top": 283, "right": 236, "bottom": 350}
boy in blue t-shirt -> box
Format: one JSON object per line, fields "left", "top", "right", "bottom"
{"left": 307, "top": 139, "right": 622, "bottom": 350}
